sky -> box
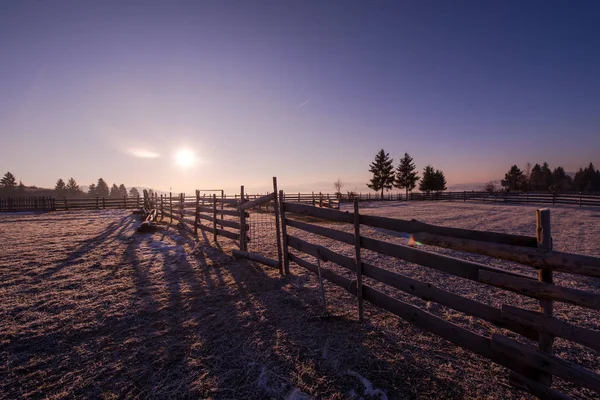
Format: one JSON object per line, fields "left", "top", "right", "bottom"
{"left": 1, "top": 1, "right": 599, "bottom": 194}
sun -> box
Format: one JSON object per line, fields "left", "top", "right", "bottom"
{"left": 175, "top": 149, "right": 195, "bottom": 168}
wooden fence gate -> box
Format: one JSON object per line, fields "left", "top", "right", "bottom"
{"left": 232, "top": 178, "right": 283, "bottom": 273}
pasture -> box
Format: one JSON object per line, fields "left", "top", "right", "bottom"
{"left": 1, "top": 203, "right": 599, "bottom": 399}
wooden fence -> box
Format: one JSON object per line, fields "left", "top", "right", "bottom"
{"left": 0, "top": 196, "right": 55, "bottom": 212}
{"left": 5, "top": 189, "right": 598, "bottom": 214}
{"left": 278, "top": 197, "right": 600, "bottom": 399}
{"left": 283, "top": 191, "right": 600, "bottom": 207}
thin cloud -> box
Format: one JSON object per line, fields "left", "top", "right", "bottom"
{"left": 129, "top": 148, "right": 160, "bottom": 158}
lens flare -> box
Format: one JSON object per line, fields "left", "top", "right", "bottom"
{"left": 408, "top": 235, "right": 422, "bottom": 246}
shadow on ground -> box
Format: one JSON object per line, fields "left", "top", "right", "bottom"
{"left": 2, "top": 213, "right": 484, "bottom": 399}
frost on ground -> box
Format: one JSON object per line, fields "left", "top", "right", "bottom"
{"left": 0, "top": 203, "right": 598, "bottom": 399}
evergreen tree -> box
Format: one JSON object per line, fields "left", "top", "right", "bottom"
{"left": 96, "top": 178, "right": 110, "bottom": 197}
{"left": 393, "top": 153, "right": 419, "bottom": 199}
{"left": 540, "top": 162, "right": 553, "bottom": 190}
{"left": 418, "top": 165, "right": 436, "bottom": 192}
{"left": 18, "top": 181, "right": 26, "bottom": 193}
{"left": 573, "top": 163, "right": 598, "bottom": 191}
{"left": 551, "top": 167, "right": 572, "bottom": 191}
{"left": 433, "top": 169, "right": 447, "bottom": 191}
{"left": 129, "top": 187, "right": 140, "bottom": 198}
{"left": 109, "top": 183, "right": 120, "bottom": 198}
{"left": 0, "top": 171, "right": 17, "bottom": 190}
{"left": 501, "top": 165, "right": 525, "bottom": 192}
{"left": 66, "top": 178, "right": 81, "bottom": 196}
{"left": 55, "top": 178, "right": 66, "bottom": 195}
{"left": 529, "top": 164, "right": 542, "bottom": 191}
{"left": 367, "top": 149, "right": 395, "bottom": 199}
{"left": 88, "top": 183, "right": 97, "bottom": 197}
{"left": 118, "top": 184, "right": 128, "bottom": 197}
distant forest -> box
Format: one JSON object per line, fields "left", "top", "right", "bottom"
{"left": 498, "top": 162, "right": 600, "bottom": 193}
{"left": 0, "top": 172, "right": 141, "bottom": 198}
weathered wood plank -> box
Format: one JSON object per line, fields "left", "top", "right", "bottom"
{"left": 360, "top": 214, "right": 537, "bottom": 247}
{"left": 285, "top": 218, "right": 354, "bottom": 245}
{"left": 238, "top": 192, "right": 275, "bottom": 211}
{"left": 283, "top": 202, "right": 354, "bottom": 223}
{"left": 411, "top": 232, "right": 600, "bottom": 278}
{"left": 479, "top": 270, "right": 600, "bottom": 310}
{"left": 360, "top": 236, "right": 533, "bottom": 282}
{"left": 233, "top": 250, "right": 280, "bottom": 268}
{"left": 501, "top": 305, "right": 600, "bottom": 352}
{"left": 491, "top": 334, "right": 600, "bottom": 392}
{"left": 197, "top": 206, "right": 244, "bottom": 217}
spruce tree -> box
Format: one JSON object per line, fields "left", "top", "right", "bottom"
{"left": 367, "top": 149, "right": 395, "bottom": 199}
{"left": 540, "top": 162, "right": 553, "bottom": 190}
{"left": 18, "top": 181, "right": 26, "bottom": 193}
{"left": 96, "top": 178, "right": 110, "bottom": 197}
{"left": 433, "top": 169, "right": 447, "bottom": 191}
{"left": 55, "top": 178, "right": 66, "bottom": 195}
{"left": 1, "top": 172, "right": 17, "bottom": 190}
{"left": 394, "top": 153, "right": 419, "bottom": 199}
{"left": 418, "top": 165, "right": 436, "bottom": 192}
{"left": 501, "top": 165, "right": 525, "bottom": 192}
{"left": 118, "top": 184, "right": 128, "bottom": 198}
{"left": 88, "top": 183, "right": 97, "bottom": 197}
{"left": 129, "top": 187, "right": 140, "bottom": 198}
{"left": 529, "top": 164, "right": 542, "bottom": 191}
{"left": 551, "top": 167, "right": 572, "bottom": 191}
{"left": 66, "top": 178, "right": 81, "bottom": 196}
{"left": 109, "top": 184, "right": 120, "bottom": 198}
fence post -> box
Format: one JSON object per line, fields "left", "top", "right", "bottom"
{"left": 312, "top": 191, "right": 315, "bottom": 206}
{"left": 136, "top": 195, "right": 140, "bottom": 208}
{"left": 102, "top": 197, "right": 105, "bottom": 209}
{"left": 552, "top": 192, "right": 556, "bottom": 205}
{"left": 160, "top": 194, "right": 164, "bottom": 219}
{"left": 579, "top": 192, "right": 582, "bottom": 207}
{"left": 353, "top": 198, "right": 364, "bottom": 321}
{"left": 278, "top": 190, "right": 290, "bottom": 274}
{"left": 240, "top": 186, "right": 247, "bottom": 251}
{"left": 169, "top": 192, "right": 172, "bottom": 223}
{"left": 180, "top": 193, "right": 184, "bottom": 224}
{"left": 272, "top": 177, "right": 284, "bottom": 274}
{"left": 194, "top": 190, "right": 200, "bottom": 234}
{"left": 221, "top": 190, "right": 224, "bottom": 220}
{"left": 536, "top": 208, "right": 554, "bottom": 387}
{"left": 213, "top": 194, "right": 218, "bottom": 241}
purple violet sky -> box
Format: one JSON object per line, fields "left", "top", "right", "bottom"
{"left": 1, "top": 1, "right": 599, "bottom": 194}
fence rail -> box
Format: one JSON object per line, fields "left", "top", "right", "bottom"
{"left": 279, "top": 199, "right": 600, "bottom": 399}
{"left": 3, "top": 190, "right": 600, "bottom": 213}
{"left": 282, "top": 190, "right": 600, "bottom": 207}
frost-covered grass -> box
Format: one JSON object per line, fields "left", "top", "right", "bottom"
{"left": 0, "top": 203, "right": 598, "bottom": 399}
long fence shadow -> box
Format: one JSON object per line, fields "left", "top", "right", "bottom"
{"left": 4, "top": 216, "right": 487, "bottom": 399}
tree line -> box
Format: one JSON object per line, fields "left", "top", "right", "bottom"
{"left": 500, "top": 162, "right": 600, "bottom": 192}
{"left": 0, "top": 171, "right": 140, "bottom": 199}
{"left": 366, "top": 149, "right": 446, "bottom": 199}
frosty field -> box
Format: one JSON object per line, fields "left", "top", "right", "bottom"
{"left": 1, "top": 202, "right": 599, "bottom": 399}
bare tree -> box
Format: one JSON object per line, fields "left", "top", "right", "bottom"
{"left": 334, "top": 178, "right": 344, "bottom": 200}
{"left": 483, "top": 181, "right": 497, "bottom": 193}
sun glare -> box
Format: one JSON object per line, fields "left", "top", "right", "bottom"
{"left": 175, "top": 149, "right": 195, "bottom": 168}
